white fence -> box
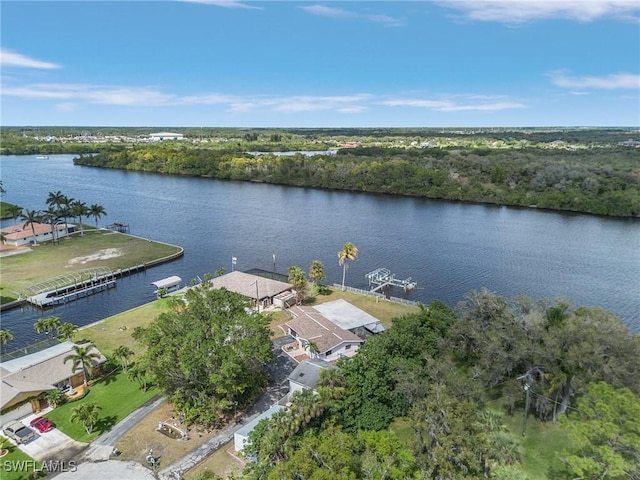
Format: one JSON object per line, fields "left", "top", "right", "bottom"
{"left": 332, "top": 284, "right": 419, "bottom": 307}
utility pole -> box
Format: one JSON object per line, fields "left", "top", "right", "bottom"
{"left": 517, "top": 371, "right": 534, "bottom": 437}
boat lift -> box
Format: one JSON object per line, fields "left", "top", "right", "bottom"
{"left": 365, "top": 268, "right": 417, "bottom": 293}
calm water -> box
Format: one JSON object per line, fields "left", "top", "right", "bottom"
{"left": 1, "top": 154, "right": 638, "bottom": 351}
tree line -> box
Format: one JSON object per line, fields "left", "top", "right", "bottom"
{"left": 239, "top": 292, "right": 639, "bottom": 480}
{"left": 73, "top": 144, "right": 640, "bottom": 217}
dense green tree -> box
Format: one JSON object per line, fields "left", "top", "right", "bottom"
{"left": 132, "top": 284, "right": 273, "bottom": 426}
{"left": 557, "top": 382, "right": 640, "bottom": 480}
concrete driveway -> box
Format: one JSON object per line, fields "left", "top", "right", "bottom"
{"left": 18, "top": 428, "right": 87, "bottom": 461}
{"left": 7, "top": 411, "right": 87, "bottom": 461}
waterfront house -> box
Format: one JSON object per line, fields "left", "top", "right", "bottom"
{"left": 0, "top": 342, "right": 106, "bottom": 424}
{"left": 208, "top": 271, "right": 294, "bottom": 311}
{"left": 285, "top": 306, "right": 364, "bottom": 362}
{"left": 1, "top": 222, "right": 74, "bottom": 247}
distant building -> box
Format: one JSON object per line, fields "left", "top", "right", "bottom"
{"left": 149, "top": 132, "right": 184, "bottom": 141}
{"left": 1, "top": 222, "right": 73, "bottom": 247}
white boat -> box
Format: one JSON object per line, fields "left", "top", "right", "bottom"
{"left": 151, "top": 276, "right": 182, "bottom": 295}
{"left": 36, "top": 155, "right": 49, "bottom": 159}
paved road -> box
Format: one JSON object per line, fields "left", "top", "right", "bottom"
{"left": 158, "top": 335, "right": 297, "bottom": 480}
{"left": 78, "top": 396, "right": 164, "bottom": 463}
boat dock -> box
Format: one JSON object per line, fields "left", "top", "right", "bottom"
{"left": 365, "top": 268, "right": 417, "bottom": 293}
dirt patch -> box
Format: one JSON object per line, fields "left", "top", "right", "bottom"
{"left": 67, "top": 248, "right": 122, "bottom": 266}
{"left": 115, "top": 402, "right": 226, "bottom": 470}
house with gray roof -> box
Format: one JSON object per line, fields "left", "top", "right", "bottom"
{"left": 287, "top": 358, "right": 336, "bottom": 395}
{"left": 208, "top": 271, "right": 294, "bottom": 311}
{"left": 1, "top": 342, "right": 106, "bottom": 424}
{"left": 286, "top": 306, "right": 364, "bottom": 362}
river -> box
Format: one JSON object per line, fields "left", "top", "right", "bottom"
{"left": 1, "top": 154, "right": 638, "bottom": 352}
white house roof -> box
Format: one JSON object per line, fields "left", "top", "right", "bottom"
{"left": 234, "top": 404, "right": 285, "bottom": 443}
{"left": 313, "top": 299, "right": 386, "bottom": 332}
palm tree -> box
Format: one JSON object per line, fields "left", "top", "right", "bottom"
{"left": 46, "top": 389, "right": 66, "bottom": 408}
{"left": 46, "top": 190, "right": 66, "bottom": 211}
{"left": 338, "top": 242, "right": 358, "bottom": 290}
{"left": 0, "top": 232, "right": 6, "bottom": 245}
{"left": 70, "top": 200, "right": 88, "bottom": 235}
{"left": 20, "top": 209, "right": 41, "bottom": 244}
{"left": 88, "top": 204, "right": 107, "bottom": 228}
{"left": 63, "top": 344, "right": 101, "bottom": 386}
{"left": 309, "top": 260, "right": 325, "bottom": 285}
{"left": 70, "top": 403, "right": 102, "bottom": 434}
{"left": 34, "top": 316, "right": 61, "bottom": 336}
{"left": 6, "top": 204, "right": 22, "bottom": 224}
{"left": 57, "top": 322, "right": 78, "bottom": 342}
{"left": 112, "top": 345, "right": 134, "bottom": 373}
{"left": 0, "top": 329, "right": 14, "bottom": 345}
{"left": 287, "top": 265, "right": 306, "bottom": 304}
{"left": 41, "top": 206, "right": 60, "bottom": 244}
{"left": 290, "top": 388, "right": 324, "bottom": 426}
{"left": 317, "top": 367, "right": 347, "bottom": 402}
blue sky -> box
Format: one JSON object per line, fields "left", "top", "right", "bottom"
{"left": 1, "top": 1, "right": 639, "bottom": 127}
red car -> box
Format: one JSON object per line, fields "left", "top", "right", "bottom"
{"left": 29, "top": 417, "right": 55, "bottom": 433}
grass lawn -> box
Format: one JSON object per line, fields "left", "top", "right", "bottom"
{"left": 79, "top": 297, "right": 173, "bottom": 356}
{"left": 45, "top": 370, "right": 158, "bottom": 443}
{"left": 0, "top": 436, "right": 42, "bottom": 480}
{"left": 304, "top": 286, "right": 419, "bottom": 327}
{"left": 185, "top": 441, "right": 244, "bottom": 480}
{"left": 502, "top": 408, "right": 569, "bottom": 479}
{"left": 0, "top": 229, "right": 181, "bottom": 303}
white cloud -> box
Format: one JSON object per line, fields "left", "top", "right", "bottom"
{"left": 0, "top": 49, "right": 61, "bottom": 69}
{"left": 300, "top": 4, "right": 403, "bottom": 26}
{"left": 365, "top": 13, "right": 405, "bottom": 27}
{"left": 382, "top": 97, "right": 526, "bottom": 112}
{"left": 2, "top": 82, "right": 530, "bottom": 116}
{"left": 1, "top": 83, "right": 176, "bottom": 105}
{"left": 299, "top": 5, "right": 354, "bottom": 18}
{"left": 548, "top": 70, "right": 640, "bottom": 89}
{"left": 437, "top": 0, "right": 640, "bottom": 23}
{"left": 180, "top": 0, "right": 262, "bottom": 10}
{"left": 0, "top": 82, "right": 371, "bottom": 113}
{"left": 55, "top": 103, "right": 76, "bottom": 112}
